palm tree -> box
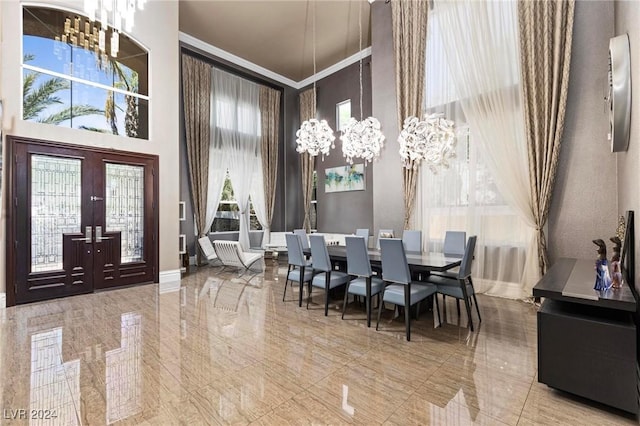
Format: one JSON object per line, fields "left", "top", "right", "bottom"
{"left": 23, "top": 54, "right": 104, "bottom": 125}
{"left": 111, "top": 61, "right": 140, "bottom": 138}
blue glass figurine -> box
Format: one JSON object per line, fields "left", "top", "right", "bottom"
{"left": 593, "top": 239, "right": 612, "bottom": 291}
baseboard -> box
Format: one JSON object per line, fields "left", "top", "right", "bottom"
{"left": 0, "top": 293, "right": 5, "bottom": 308}
{"left": 158, "top": 269, "right": 181, "bottom": 294}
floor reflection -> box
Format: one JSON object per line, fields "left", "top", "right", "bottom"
{"left": 0, "top": 262, "right": 636, "bottom": 425}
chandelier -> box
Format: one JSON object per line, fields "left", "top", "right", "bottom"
{"left": 398, "top": 113, "right": 456, "bottom": 172}
{"left": 295, "top": 1, "right": 336, "bottom": 160}
{"left": 55, "top": 0, "right": 146, "bottom": 60}
{"left": 341, "top": 0, "right": 385, "bottom": 164}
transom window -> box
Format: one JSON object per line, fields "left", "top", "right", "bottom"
{"left": 22, "top": 6, "right": 149, "bottom": 139}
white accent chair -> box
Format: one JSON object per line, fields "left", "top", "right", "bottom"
{"left": 198, "top": 236, "right": 221, "bottom": 266}
{"left": 213, "top": 240, "right": 264, "bottom": 275}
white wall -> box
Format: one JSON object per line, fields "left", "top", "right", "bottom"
{"left": 0, "top": 0, "right": 181, "bottom": 296}
{"left": 615, "top": 0, "right": 640, "bottom": 277}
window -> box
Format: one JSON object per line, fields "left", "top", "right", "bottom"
{"left": 22, "top": 6, "right": 149, "bottom": 139}
{"left": 336, "top": 99, "right": 351, "bottom": 131}
{"left": 210, "top": 174, "right": 262, "bottom": 232}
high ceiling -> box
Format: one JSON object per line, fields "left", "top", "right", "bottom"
{"left": 178, "top": 0, "right": 372, "bottom": 83}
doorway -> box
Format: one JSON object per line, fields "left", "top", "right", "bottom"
{"left": 6, "top": 136, "right": 159, "bottom": 305}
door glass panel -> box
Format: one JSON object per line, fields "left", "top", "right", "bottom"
{"left": 106, "top": 163, "right": 144, "bottom": 263}
{"left": 31, "top": 155, "right": 82, "bottom": 272}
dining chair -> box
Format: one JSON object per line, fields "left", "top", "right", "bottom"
{"left": 342, "top": 236, "right": 385, "bottom": 327}
{"left": 426, "top": 236, "right": 480, "bottom": 331}
{"left": 308, "top": 234, "right": 349, "bottom": 316}
{"left": 293, "top": 228, "right": 310, "bottom": 251}
{"left": 443, "top": 231, "right": 466, "bottom": 257}
{"left": 376, "top": 238, "right": 440, "bottom": 341}
{"left": 402, "top": 230, "right": 422, "bottom": 252}
{"left": 284, "top": 233, "right": 315, "bottom": 306}
{"left": 355, "top": 228, "right": 369, "bottom": 247}
{"left": 376, "top": 229, "right": 395, "bottom": 249}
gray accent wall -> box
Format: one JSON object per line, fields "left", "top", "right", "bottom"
{"left": 615, "top": 0, "right": 640, "bottom": 279}
{"left": 548, "top": 0, "right": 618, "bottom": 262}
{"left": 302, "top": 60, "right": 374, "bottom": 234}
{"left": 371, "top": 1, "right": 404, "bottom": 238}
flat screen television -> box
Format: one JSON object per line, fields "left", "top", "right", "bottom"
{"left": 621, "top": 210, "right": 636, "bottom": 299}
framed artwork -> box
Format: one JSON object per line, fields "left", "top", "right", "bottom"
{"left": 325, "top": 164, "right": 365, "bottom": 193}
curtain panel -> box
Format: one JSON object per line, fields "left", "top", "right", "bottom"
{"left": 181, "top": 54, "right": 211, "bottom": 241}
{"left": 259, "top": 86, "right": 281, "bottom": 244}
{"left": 518, "top": 0, "right": 575, "bottom": 281}
{"left": 390, "top": 0, "right": 428, "bottom": 229}
{"left": 433, "top": 0, "right": 539, "bottom": 298}
{"left": 299, "top": 88, "right": 316, "bottom": 232}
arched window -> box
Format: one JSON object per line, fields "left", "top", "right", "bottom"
{"left": 22, "top": 6, "right": 149, "bottom": 139}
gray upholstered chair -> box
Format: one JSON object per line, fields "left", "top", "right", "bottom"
{"left": 284, "top": 233, "right": 315, "bottom": 306}
{"left": 376, "top": 229, "right": 395, "bottom": 249}
{"left": 402, "top": 230, "right": 422, "bottom": 252}
{"left": 376, "top": 238, "right": 440, "bottom": 341}
{"left": 293, "top": 229, "right": 310, "bottom": 251}
{"left": 426, "top": 236, "right": 480, "bottom": 331}
{"left": 342, "top": 236, "right": 385, "bottom": 327}
{"left": 308, "top": 234, "right": 349, "bottom": 316}
{"left": 355, "top": 228, "right": 370, "bottom": 246}
{"left": 443, "top": 231, "right": 466, "bottom": 257}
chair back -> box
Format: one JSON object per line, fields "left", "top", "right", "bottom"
{"left": 376, "top": 229, "right": 395, "bottom": 249}
{"left": 285, "top": 233, "right": 306, "bottom": 267}
{"left": 402, "top": 230, "right": 422, "bottom": 252}
{"left": 355, "top": 228, "right": 369, "bottom": 239}
{"left": 309, "top": 234, "right": 332, "bottom": 272}
{"left": 380, "top": 238, "right": 412, "bottom": 285}
{"left": 458, "top": 236, "right": 477, "bottom": 279}
{"left": 293, "top": 229, "right": 310, "bottom": 250}
{"left": 345, "top": 236, "right": 372, "bottom": 277}
{"left": 444, "top": 231, "right": 466, "bottom": 257}
{"left": 198, "top": 236, "right": 217, "bottom": 261}
{"left": 213, "top": 240, "right": 244, "bottom": 268}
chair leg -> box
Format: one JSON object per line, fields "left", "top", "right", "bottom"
{"left": 472, "top": 293, "right": 482, "bottom": 322}
{"left": 341, "top": 281, "right": 351, "bottom": 320}
{"left": 405, "top": 285, "right": 411, "bottom": 341}
{"left": 456, "top": 299, "right": 461, "bottom": 318}
{"left": 298, "top": 266, "right": 306, "bottom": 307}
{"left": 376, "top": 288, "right": 386, "bottom": 331}
{"left": 307, "top": 281, "right": 313, "bottom": 309}
{"left": 366, "top": 277, "right": 372, "bottom": 327}
{"left": 283, "top": 277, "right": 289, "bottom": 302}
{"left": 464, "top": 296, "right": 474, "bottom": 332}
{"left": 324, "top": 273, "right": 330, "bottom": 316}
{"left": 434, "top": 294, "right": 442, "bottom": 327}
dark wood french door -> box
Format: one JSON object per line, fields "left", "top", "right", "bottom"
{"left": 7, "top": 136, "right": 159, "bottom": 305}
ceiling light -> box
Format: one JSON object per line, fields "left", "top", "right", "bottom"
{"left": 296, "top": 1, "right": 336, "bottom": 160}
{"left": 398, "top": 113, "right": 456, "bottom": 173}
{"left": 341, "top": 0, "right": 385, "bottom": 164}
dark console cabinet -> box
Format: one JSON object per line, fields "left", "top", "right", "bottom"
{"left": 534, "top": 258, "right": 639, "bottom": 415}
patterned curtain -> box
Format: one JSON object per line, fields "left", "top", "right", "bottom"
{"left": 299, "top": 88, "right": 316, "bottom": 232}
{"left": 259, "top": 86, "right": 281, "bottom": 243}
{"left": 518, "top": 0, "right": 575, "bottom": 275}
{"left": 391, "top": 0, "right": 428, "bottom": 229}
{"left": 181, "top": 54, "right": 211, "bottom": 240}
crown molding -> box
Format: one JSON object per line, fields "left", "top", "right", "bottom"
{"left": 179, "top": 32, "right": 372, "bottom": 90}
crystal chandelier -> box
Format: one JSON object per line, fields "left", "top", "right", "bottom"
{"left": 341, "top": 0, "right": 385, "bottom": 164}
{"left": 398, "top": 113, "right": 456, "bottom": 172}
{"left": 55, "top": 0, "right": 146, "bottom": 61}
{"left": 295, "top": 1, "right": 336, "bottom": 160}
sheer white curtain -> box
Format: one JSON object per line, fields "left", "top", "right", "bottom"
{"left": 204, "top": 83, "right": 229, "bottom": 233}
{"left": 249, "top": 161, "right": 268, "bottom": 248}
{"left": 414, "top": 0, "right": 538, "bottom": 299}
{"left": 211, "top": 68, "right": 261, "bottom": 250}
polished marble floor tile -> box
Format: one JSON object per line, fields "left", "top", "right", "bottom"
{"left": 0, "top": 262, "right": 636, "bottom": 425}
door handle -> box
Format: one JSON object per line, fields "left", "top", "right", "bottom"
{"left": 90, "top": 196, "right": 104, "bottom": 201}
{"left": 72, "top": 226, "right": 92, "bottom": 243}
{"left": 95, "top": 226, "right": 113, "bottom": 242}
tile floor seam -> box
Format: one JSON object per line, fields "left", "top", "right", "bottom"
{"left": 516, "top": 368, "right": 537, "bottom": 425}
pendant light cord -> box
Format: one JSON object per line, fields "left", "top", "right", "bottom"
{"left": 359, "top": 0, "right": 363, "bottom": 121}
{"left": 312, "top": 0, "right": 317, "bottom": 113}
